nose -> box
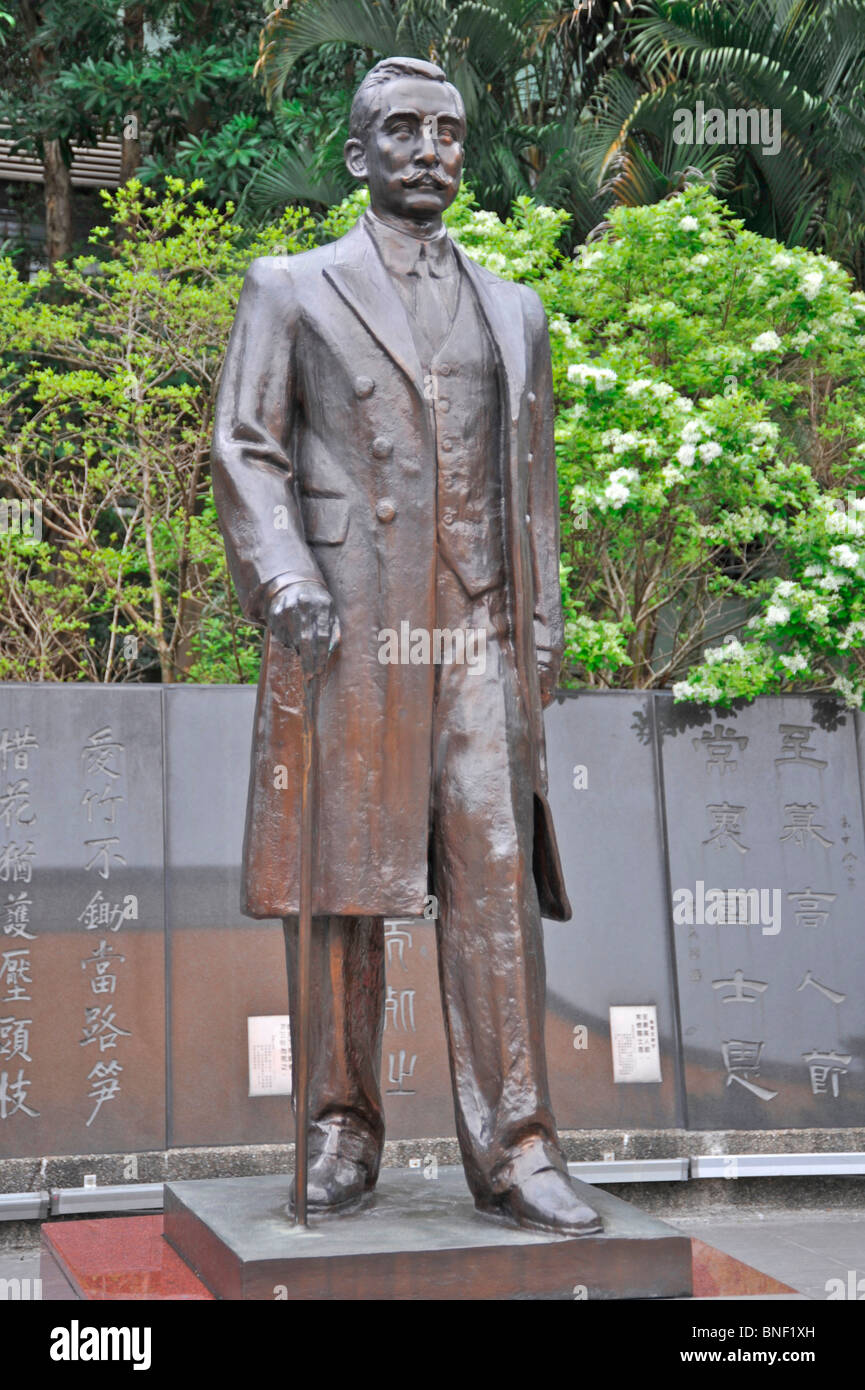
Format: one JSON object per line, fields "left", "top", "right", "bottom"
{"left": 419, "top": 124, "right": 438, "bottom": 164}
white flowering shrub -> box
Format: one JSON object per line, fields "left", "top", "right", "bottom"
{"left": 445, "top": 185, "right": 865, "bottom": 705}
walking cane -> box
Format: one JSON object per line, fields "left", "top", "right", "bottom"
{"left": 294, "top": 665, "right": 319, "bottom": 1227}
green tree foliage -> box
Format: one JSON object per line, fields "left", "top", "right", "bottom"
{"left": 1, "top": 179, "right": 862, "bottom": 703}
{"left": 597, "top": 0, "right": 865, "bottom": 282}
{"left": 254, "top": 0, "right": 865, "bottom": 272}
{"left": 253, "top": 0, "right": 640, "bottom": 228}
{"left": 0, "top": 178, "right": 349, "bottom": 682}
{"left": 0, "top": 2, "right": 360, "bottom": 262}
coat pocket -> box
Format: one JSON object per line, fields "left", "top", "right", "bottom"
{"left": 300, "top": 495, "right": 350, "bottom": 545}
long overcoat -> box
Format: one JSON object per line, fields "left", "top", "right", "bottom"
{"left": 211, "top": 215, "right": 572, "bottom": 922}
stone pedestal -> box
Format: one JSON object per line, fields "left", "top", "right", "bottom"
{"left": 163, "top": 1166, "right": 693, "bottom": 1300}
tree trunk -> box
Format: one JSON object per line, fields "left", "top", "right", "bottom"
{"left": 120, "top": 5, "right": 145, "bottom": 182}
{"left": 43, "top": 138, "right": 73, "bottom": 265}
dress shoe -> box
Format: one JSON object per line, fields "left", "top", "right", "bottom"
{"left": 478, "top": 1166, "right": 603, "bottom": 1237}
{"left": 286, "top": 1150, "right": 373, "bottom": 1218}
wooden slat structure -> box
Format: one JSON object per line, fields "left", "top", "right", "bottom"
{"left": 0, "top": 128, "right": 122, "bottom": 188}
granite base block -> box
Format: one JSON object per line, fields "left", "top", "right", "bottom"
{"left": 163, "top": 1166, "right": 692, "bottom": 1300}
{"left": 41, "top": 1215, "right": 213, "bottom": 1300}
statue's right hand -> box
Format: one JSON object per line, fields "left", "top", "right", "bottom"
{"left": 267, "top": 581, "right": 340, "bottom": 677}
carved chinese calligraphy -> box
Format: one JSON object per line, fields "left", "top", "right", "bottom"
{"left": 664, "top": 697, "right": 864, "bottom": 1126}
{"left": 0, "top": 688, "right": 165, "bottom": 1160}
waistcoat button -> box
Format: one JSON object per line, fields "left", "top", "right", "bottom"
{"left": 376, "top": 499, "right": 396, "bottom": 523}
{"left": 354, "top": 376, "right": 374, "bottom": 398}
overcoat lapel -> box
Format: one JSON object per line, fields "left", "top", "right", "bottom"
{"left": 453, "top": 245, "right": 527, "bottom": 423}
{"left": 323, "top": 219, "right": 529, "bottom": 423}
{"left": 323, "top": 221, "right": 426, "bottom": 400}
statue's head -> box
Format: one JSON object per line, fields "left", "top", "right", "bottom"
{"left": 344, "top": 57, "right": 465, "bottom": 225}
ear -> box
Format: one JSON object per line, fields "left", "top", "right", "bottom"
{"left": 343, "top": 138, "right": 368, "bottom": 181}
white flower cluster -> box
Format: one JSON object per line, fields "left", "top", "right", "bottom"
{"left": 823, "top": 505, "right": 865, "bottom": 539}
{"left": 601, "top": 467, "right": 640, "bottom": 510}
{"left": 828, "top": 543, "right": 861, "bottom": 569}
{"left": 675, "top": 438, "right": 722, "bottom": 468}
{"left": 800, "top": 270, "right": 824, "bottom": 301}
{"left": 753, "top": 578, "right": 833, "bottom": 629}
{"left": 703, "top": 636, "right": 746, "bottom": 664}
{"left": 751, "top": 330, "right": 783, "bottom": 353}
{"left": 749, "top": 420, "right": 779, "bottom": 446}
{"left": 764, "top": 603, "right": 790, "bottom": 626}
{"left": 567, "top": 363, "right": 618, "bottom": 391}
{"left": 467, "top": 210, "right": 503, "bottom": 234}
{"left": 672, "top": 679, "right": 724, "bottom": 703}
{"left": 838, "top": 620, "right": 865, "bottom": 651}
{"left": 779, "top": 652, "right": 808, "bottom": 673}
{"left": 831, "top": 675, "right": 865, "bottom": 707}
{"left": 600, "top": 428, "right": 658, "bottom": 458}
{"left": 477, "top": 250, "right": 508, "bottom": 274}
{"left": 750, "top": 575, "right": 841, "bottom": 632}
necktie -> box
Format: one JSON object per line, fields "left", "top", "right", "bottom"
{"left": 410, "top": 246, "right": 456, "bottom": 356}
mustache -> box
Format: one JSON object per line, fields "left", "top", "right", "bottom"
{"left": 401, "top": 169, "right": 451, "bottom": 189}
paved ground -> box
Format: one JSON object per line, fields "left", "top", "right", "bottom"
{"left": 667, "top": 1208, "right": 865, "bottom": 1300}
{"left": 0, "top": 1248, "right": 39, "bottom": 1286}
{"left": 3, "top": 1208, "right": 865, "bottom": 1298}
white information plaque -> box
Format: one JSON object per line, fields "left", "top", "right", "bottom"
{"left": 609, "top": 1005, "right": 662, "bottom": 1084}
{"left": 247, "top": 1015, "right": 292, "bottom": 1097}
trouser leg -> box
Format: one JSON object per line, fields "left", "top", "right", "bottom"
{"left": 430, "top": 569, "right": 567, "bottom": 1202}
{"left": 282, "top": 914, "right": 386, "bottom": 1178}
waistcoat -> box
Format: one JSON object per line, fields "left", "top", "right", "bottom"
{"left": 410, "top": 271, "right": 506, "bottom": 598}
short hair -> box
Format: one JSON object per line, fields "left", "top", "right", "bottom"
{"left": 348, "top": 56, "right": 465, "bottom": 141}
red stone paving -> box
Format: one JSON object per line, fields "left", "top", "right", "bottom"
{"left": 691, "top": 1236, "right": 798, "bottom": 1298}
{"left": 42, "top": 1214, "right": 213, "bottom": 1300}
{"left": 42, "top": 1213, "right": 795, "bottom": 1299}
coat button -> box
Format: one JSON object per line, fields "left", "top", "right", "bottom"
{"left": 436, "top": 399, "right": 450, "bottom": 414}
{"left": 376, "top": 499, "right": 396, "bottom": 523}
{"left": 441, "top": 439, "right": 454, "bottom": 453}
{"left": 354, "top": 376, "right": 374, "bottom": 398}
{"left": 441, "top": 509, "right": 456, "bottom": 526}
{"left": 372, "top": 436, "right": 392, "bottom": 458}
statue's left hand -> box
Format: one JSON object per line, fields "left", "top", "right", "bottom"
{"left": 267, "top": 580, "right": 341, "bottom": 678}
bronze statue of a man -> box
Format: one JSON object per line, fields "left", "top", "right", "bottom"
{"left": 212, "top": 56, "right": 601, "bottom": 1237}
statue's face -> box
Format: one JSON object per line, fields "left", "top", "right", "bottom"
{"left": 346, "top": 76, "right": 464, "bottom": 222}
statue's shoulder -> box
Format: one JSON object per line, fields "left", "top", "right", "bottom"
{"left": 456, "top": 245, "right": 547, "bottom": 327}
{"left": 242, "top": 239, "right": 340, "bottom": 286}
{"left": 243, "top": 221, "right": 365, "bottom": 287}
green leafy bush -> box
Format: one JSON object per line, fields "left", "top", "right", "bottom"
{"left": 445, "top": 184, "right": 865, "bottom": 706}
{"left": 1, "top": 179, "right": 863, "bottom": 705}
{"left": 0, "top": 179, "right": 347, "bottom": 682}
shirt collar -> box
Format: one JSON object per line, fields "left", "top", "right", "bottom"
{"left": 364, "top": 210, "right": 456, "bottom": 278}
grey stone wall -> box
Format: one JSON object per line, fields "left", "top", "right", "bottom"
{"left": 1, "top": 685, "right": 862, "bottom": 1160}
